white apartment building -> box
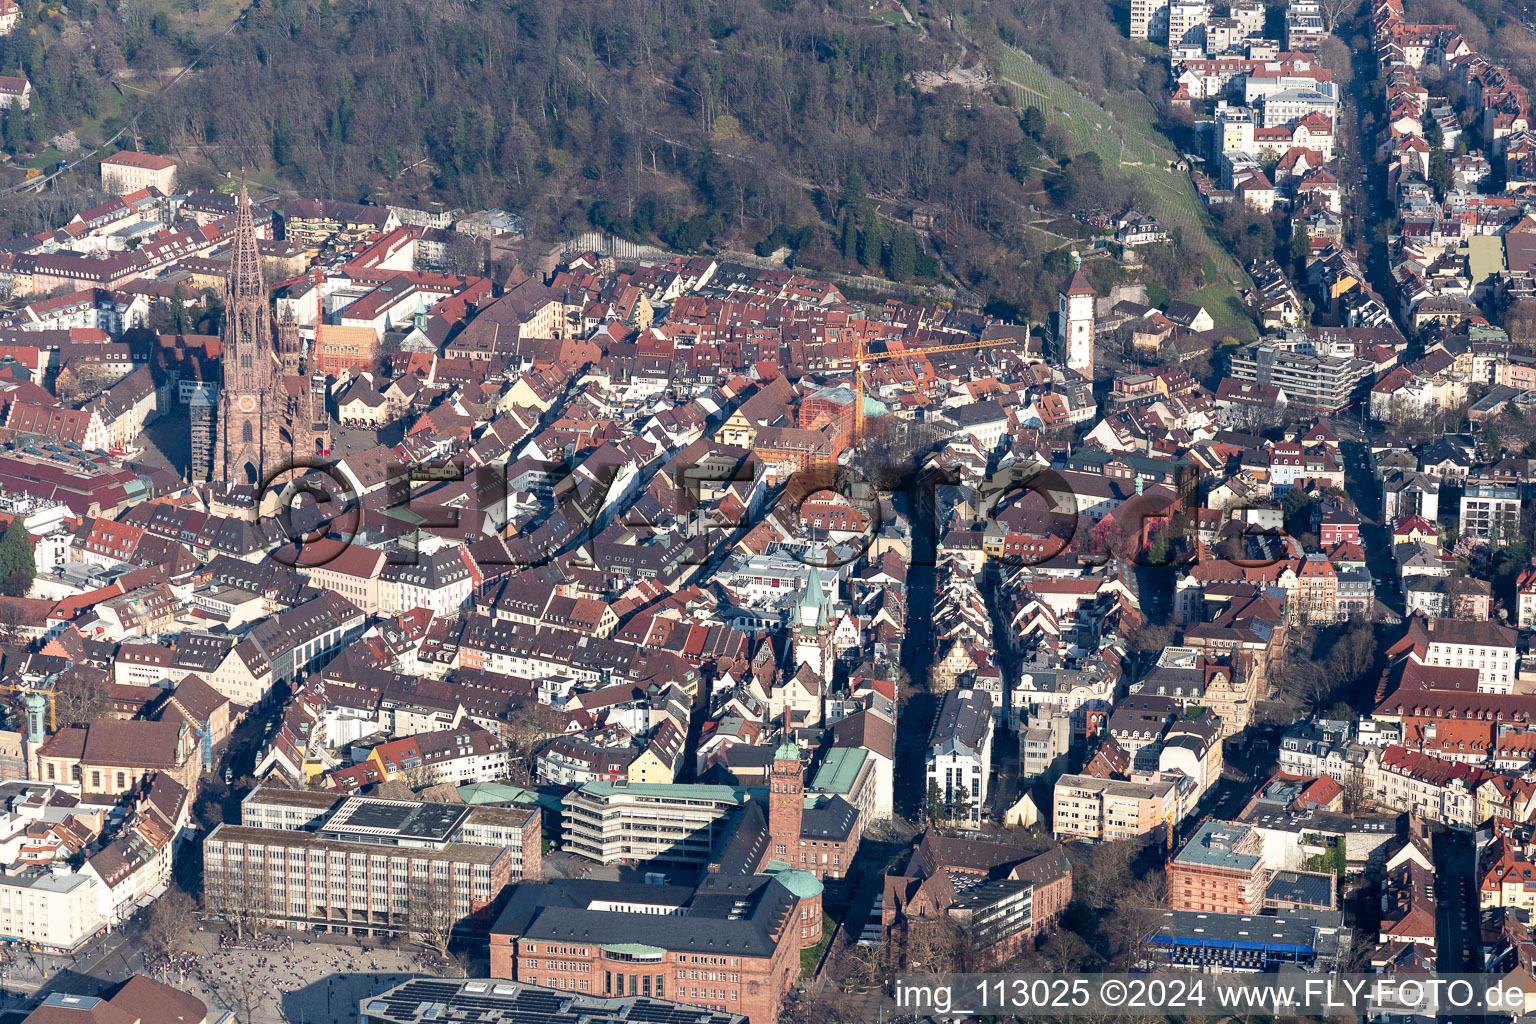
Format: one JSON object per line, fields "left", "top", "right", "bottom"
{"left": 1459, "top": 483, "right": 1521, "bottom": 544}
{"left": 1229, "top": 1, "right": 1265, "bottom": 33}
{"left": 1404, "top": 617, "right": 1519, "bottom": 694}
{"left": 98, "top": 152, "right": 178, "bottom": 195}
{"left": 0, "top": 868, "right": 104, "bottom": 952}
{"left": 1261, "top": 85, "right": 1339, "bottom": 128}
{"left": 1131, "top": 0, "right": 1168, "bottom": 40}
{"left": 925, "top": 689, "right": 994, "bottom": 829}
{"left": 1168, "top": 1, "right": 1211, "bottom": 45}
{"left": 1052, "top": 774, "right": 1179, "bottom": 842}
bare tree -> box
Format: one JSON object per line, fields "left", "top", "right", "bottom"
{"left": 1102, "top": 875, "right": 1169, "bottom": 970}
{"left": 438, "top": 234, "right": 489, "bottom": 277}
{"left": 214, "top": 970, "right": 270, "bottom": 1024}
{"left": 505, "top": 701, "right": 564, "bottom": 784}
{"left": 1040, "top": 928, "right": 1096, "bottom": 973}
{"left": 143, "top": 888, "right": 195, "bottom": 958}
{"left": 204, "top": 860, "right": 270, "bottom": 941}
{"left": 900, "top": 915, "right": 968, "bottom": 973}
{"left": 845, "top": 938, "right": 893, "bottom": 986}
{"left": 51, "top": 365, "right": 118, "bottom": 407}
{"left": 52, "top": 670, "right": 110, "bottom": 728}
{"left": 0, "top": 602, "right": 28, "bottom": 647}
{"left": 408, "top": 864, "right": 458, "bottom": 956}
{"left": 1342, "top": 769, "right": 1368, "bottom": 813}
{"left": 1316, "top": 0, "right": 1359, "bottom": 30}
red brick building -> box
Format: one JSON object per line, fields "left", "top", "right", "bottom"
{"left": 881, "top": 831, "right": 1073, "bottom": 966}
{"left": 708, "top": 742, "right": 861, "bottom": 882}
{"left": 1167, "top": 820, "right": 1268, "bottom": 914}
{"left": 488, "top": 871, "right": 822, "bottom": 1024}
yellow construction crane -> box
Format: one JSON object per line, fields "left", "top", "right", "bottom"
{"left": 829, "top": 335, "right": 1026, "bottom": 443}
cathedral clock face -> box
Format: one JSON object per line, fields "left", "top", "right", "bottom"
{"left": 238, "top": 395, "right": 257, "bottom": 413}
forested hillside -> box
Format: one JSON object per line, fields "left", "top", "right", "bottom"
{"left": 2, "top": 0, "right": 1188, "bottom": 318}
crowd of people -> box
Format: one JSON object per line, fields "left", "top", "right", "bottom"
{"left": 145, "top": 949, "right": 203, "bottom": 985}
{"left": 218, "top": 932, "right": 296, "bottom": 952}
{"left": 167, "top": 932, "right": 421, "bottom": 1024}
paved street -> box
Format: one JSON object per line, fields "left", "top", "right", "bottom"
{"left": 1433, "top": 828, "right": 1479, "bottom": 974}
{"left": 1340, "top": 441, "right": 1402, "bottom": 618}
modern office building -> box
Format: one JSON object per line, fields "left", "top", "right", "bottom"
{"left": 1459, "top": 483, "right": 1521, "bottom": 543}
{"left": 561, "top": 781, "right": 760, "bottom": 866}
{"left": 925, "top": 688, "right": 995, "bottom": 829}
{"left": 1228, "top": 340, "right": 1373, "bottom": 413}
{"left": 203, "top": 787, "right": 541, "bottom": 938}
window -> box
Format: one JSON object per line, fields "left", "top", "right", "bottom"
{"left": 116, "top": 772, "right": 126, "bottom": 788}
{"left": 91, "top": 771, "right": 101, "bottom": 788}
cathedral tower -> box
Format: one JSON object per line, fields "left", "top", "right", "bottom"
{"left": 215, "top": 185, "right": 284, "bottom": 486}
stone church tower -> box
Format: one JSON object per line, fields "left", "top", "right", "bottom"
{"left": 214, "top": 185, "right": 330, "bottom": 487}
{"left": 793, "top": 561, "right": 836, "bottom": 681}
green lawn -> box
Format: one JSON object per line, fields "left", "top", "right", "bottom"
{"left": 71, "top": 88, "right": 128, "bottom": 150}
{"left": 799, "top": 912, "right": 836, "bottom": 975}
{"left": 1190, "top": 281, "right": 1258, "bottom": 340}
{"left": 995, "top": 45, "right": 1253, "bottom": 293}
{"left": 25, "top": 146, "right": 63, "bottom": 171}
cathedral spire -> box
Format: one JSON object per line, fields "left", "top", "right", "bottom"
{"left": 228, "top": 184, "right": 264, "bottom": 311}
{"left": 214, "top": 183, "right": 278, "bottom": 487}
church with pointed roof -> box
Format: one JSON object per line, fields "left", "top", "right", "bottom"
{"left": 211, "top": 185, "right": 331, "bottom": 487}
{"left": 792, "top": 560, "right": 837, "bottom": 682}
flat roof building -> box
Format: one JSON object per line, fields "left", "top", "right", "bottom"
{"left": 1148, "top": 909, "right": 1336, "bottom": 971}
{"left": 1168, "top": 820, "right": 1267, "bottom": 915}
{"left": 562, "top": 780, "right": 762, "bottom": 866}
{"left": 360, "top": 978, "right": 746, "bottom": 1024}
{"left": 202, "top": 786, "right": 541, "bottom": 940}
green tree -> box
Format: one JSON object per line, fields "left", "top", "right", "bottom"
{"left": 1290, "top": 223, "right": 1310, "bottom": 266}
{"left": 950, "top": 787, "right": 973, "bottom": 825}
{"left": 272, "top": 110, "right": 293, "bottom": 165}
{"left": 857, "top": 218, "right": 883, "bottom": 269}
{"left": 1, "top": 108, "right": 20, "bottom": 156}
{"left": 840, "top": 214, "right": 857, "bottom": 262}
{"left": 889, "top": 228, "right": 917, "bottom": 281}
{"left": 842, "top": 172, "right": 869, "bottom": 221}
{"left": 1020, "top": 105, "right": 1047, "bottom": 137}
{"left": 1429, "top": 149, "right": 1454, "bottom": 199}
{"left": 926, "top": 779, "right": 944, "bottom": 824}
{"left": 1481, "top": 425, "right": 1502, "bottom": 460}
{"left": 0, "top": 518, "right": 34, "bottom": 598}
